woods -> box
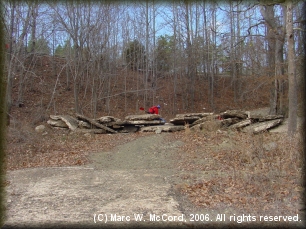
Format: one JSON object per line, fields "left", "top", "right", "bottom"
{"left": 2, "top": 0, "right": 304, "bottom": 135}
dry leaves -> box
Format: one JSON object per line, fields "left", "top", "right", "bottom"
{"left": 168, "top": 130, "right": 303, "bottom": 215}
{"left": 5, "top": 126, "right": 151, "bottom": 170}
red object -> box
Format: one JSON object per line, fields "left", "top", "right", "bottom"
{"left": 139, "top": 107, "right": 145, "bottom": 111}
{"left": 148, "top": 106, "right": 159, "bottom": 114}
{"left": 5, "top": 44, "right": 9, "bottom": 49}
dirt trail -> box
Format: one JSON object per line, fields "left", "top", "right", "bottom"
{"left": 4, "top": 133, "right": 194, "bottom": 228}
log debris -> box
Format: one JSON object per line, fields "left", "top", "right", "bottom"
{"left": 229, "top": 119, "right": 252, "bottom": 129}
{"left": 189, "top": 115, "right": 219, "bottom": 127}
{"left": 125, "top": 120, "right": 164, "bottom": 125}
{"left": 242, "top": 119, "right": 283, "bottom": 134}
{"left": 76, "top": 113, "right": 117, "bottom": 133}
{"left": 220, "top": 110, "right": 248, "bottom": 119}
{"left": 249, "top": 114, "right": 284, "bottom": 122}
{"left": 73, "top": 129, "right": 106, "bottom": 134}
{"left": 47, "top": 119, "right": 68, "bottom": 128}
{"left": 125, "top": 114, "right": 162, "bottom": 121}
{"left": 49, "top": 115, "right": 79, "bottom": 131}
{"left": 170, "top": 113, "right": 214, "bottom": 125}
{"left": 175, "top": 112, "right": 214, "bottom": 118}
{"left": 78, "top": 120, "right": 92, "bottom": 129}
{"left": 47, "top": 108, "right": 285, "bottom": 134}
{"left": 221, "top": 118, "right": 240, "bottom": 127}
{"left": 96, "top": 116, "right": 121, "bottom": 124}
{"left": 141, "top": 125, "right": 185, "bottom": 133}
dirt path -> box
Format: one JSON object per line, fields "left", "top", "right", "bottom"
{"left": 4, "top": 133, "right": 196, "bottom": 228}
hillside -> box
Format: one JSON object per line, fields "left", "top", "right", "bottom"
{"left": 8, "top": 55, "right": 272, "bottom": 125}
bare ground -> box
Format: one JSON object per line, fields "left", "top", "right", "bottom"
{"left": 3, "top": 108, "right": 305, "bottom": 228}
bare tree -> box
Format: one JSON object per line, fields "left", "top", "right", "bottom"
{"left": 286, "top": 0, "right": 297, "bottom": 135}
{"left": 5, "top": 0, "right": 16, "bottom": 113}
{"left": 260, "top": 1, "right": 287, "bottom": 115}
{"left": 5, "top": 1, "right": 35, "bottom": 109}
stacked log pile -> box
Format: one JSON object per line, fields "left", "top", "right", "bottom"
{"left": 187, "top": 110, "right": 284, "bottom": 134}
{"left": 170, "top": 113, "right": 214, "bottom": 125}
{"left": 47, "top": 113, "right": 167, "bottom": 134}
{"left": 47, "top": 109, "right": 284, "bottom": 134}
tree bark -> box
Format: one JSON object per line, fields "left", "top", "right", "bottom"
{"left": 286, "top": 0, "right": 297, "bottom": 135}
{"left": 260, "top": 3, "right": 286, "bottom": 115}
{"left": 6, "top": 1, "right": 16, "bottom": 114}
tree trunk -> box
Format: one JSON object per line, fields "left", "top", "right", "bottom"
{"left": 184, "top": 1, "right": 192, "bottom": 109}
{"left": 230, "top": 1, "right": 237, "bottom": 102}
{"left": 6, "top": 1, "right": 16, "bottom": 114}
{"left": 260, "top": 3, "right": 286, "bottom": 115}
{"left": 74, "top": 45, "right": 81, "bottom": 114}
{"left": 210, "top": 4, "right": 216, "bottom": 111}
{"left": 172, "top": 3, "right": 178, "bottom": 114}
{"left": 144, "top": 0, "right": 149, "bottom": 107}
{"left": 286, "top": 0, "right": 297, "bottom": 135}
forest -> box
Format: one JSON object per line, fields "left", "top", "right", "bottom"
{"left": 2, "top": 0, "right": 305, "bottom": 135}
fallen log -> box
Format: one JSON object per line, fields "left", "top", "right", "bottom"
{"left": 229, "top": 119, "right": 252, "bottom": 129}
{"left": 190, "top": 120, "right": 222, "bottom": 132}
{"left": 189, "top": 114, "right": 219, "bottom": 127}
{"left": 97, "top": 121, "right": 122, "bottom": 127}
{"left": 125, "top": 120, "right": 164, "bottom": 125}
{"left": 141, "top": 125, "right": 185, "bottom": 133}
{"left": 220, "top": 110, "right": 248, "bottom": 119}
{"left": 76, "top": 113, "right": 117, "bottom": 133}
{"left": 249, "top": 114, "right": 284, "bottom": 122}
{"left": 49, "top": 115, "right": 79, "bottom": 131}
{"left": 175, "top": 113, "right": 214, "bottom": 118}
{"left": 73, "top": 129, "right": 106, "bottom": 134}
{"left": 242, "top": 119, "right": 283, "bottom": 134}
{"left": 78, "top": 120, "right": 92, "bottom": 129}
{"left": 170, "top": 113, "right": 214, "bottom": 125}
{"left": 170, "top": 117, "right": 199, "bottom": 125}
{"left": 96, "top": 116, "right": 121, "bottom": 124}
{"left": 125, "top": 114, "right": 162, "bottom": 121}
{"left": 220, "top": 118, "right": 240, "bottom": 127}
{"left": 112, "top": 120, "right": 128, "bottom": 126}
{"left": 47, "top": 119, "right": 68, "bottom": 128}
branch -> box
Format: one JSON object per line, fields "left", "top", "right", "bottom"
{"left": 247, "top": 21, "right": 265, "bottom": 35}
{"left": 293, "top": 27, "right": 306, "bottom": 32}
{"left": 46, "top": 61, "right": 72, "bottom": 111}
